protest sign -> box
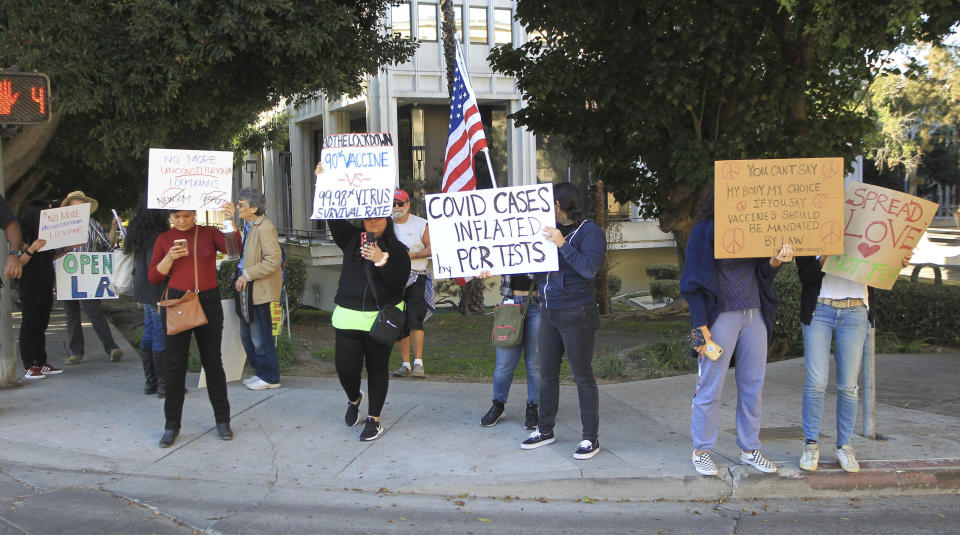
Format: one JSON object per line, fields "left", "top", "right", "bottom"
{"left": 311, "top": 132, "right": 396, "bottom": 220}
{"left": 426, "top": 184, "right": 558, "bottom": 279}
{"left": 147, "top": 148, "right": 233, "bottom": 210}
{"left": 714, "top": 158, "right": 845, "bottom": 259}
{"left": 38, "top": 203, "right": 90, "bottom": 251}
{"left": 822, "top": 183, "right": 938, "bottom": 289}
{"left": 54, "top": 252, "right": 118, "bottom": 300}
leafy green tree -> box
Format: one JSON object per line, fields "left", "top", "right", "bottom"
{"left": 489, "top": 0, "right": 958, "bottom": 263}
{"left": 1, "top": 0, "right": 416, "bottom": 208}
{"left": 866, "top": 45, "right": 960, "bottom": 193}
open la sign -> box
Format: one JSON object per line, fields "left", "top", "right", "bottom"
{"left": 822, "top": 183, "right": 938, "bottom": 289}
{"left": 54, "top": 252, "right": 118, "bottom": 300}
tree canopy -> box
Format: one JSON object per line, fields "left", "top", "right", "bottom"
{"left": 489, "top": 0, "right": 959, "bottom": 258}
{"left": 1, "top": 0, "right": 416, "bottom": 209}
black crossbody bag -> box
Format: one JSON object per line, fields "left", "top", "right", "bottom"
{"left": 363, "top": 261, "right": 406, "bottom": 346}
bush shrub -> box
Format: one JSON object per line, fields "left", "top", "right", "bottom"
{"left": 608, "top": 274, "right": 623, "bottom": 294}
{"left": 217, "top": 259, "right": 239, "bottom": 300}
{"left": 650, "top": 280, "right": 680, "bottom": 301}
{"left": 214, "top": 254, "right": 307, "bottom": 307}
{"left": 646, "top": 263, "right": 680, "bottom": 280}
{"left": 771, "top": 263, "right": 802, "bottom": 357}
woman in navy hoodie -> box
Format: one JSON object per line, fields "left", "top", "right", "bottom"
{"left": 521, "top": 182, "right": 606, "bottom": 460}
{"left": 680, "top": 185, "right": 793, "bottom": 477}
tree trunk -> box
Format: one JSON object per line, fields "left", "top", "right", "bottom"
{"left": 440, "top": 0, "right": 456, "bottom": 95}
{"left": 591, "top": 181, "right": 611, "bottom": 315}
{"left": 2, "top": 113, "right": 62, "bottom": 192}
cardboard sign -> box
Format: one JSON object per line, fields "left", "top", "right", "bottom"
{"left": 271, "top": 301, "right": 283, "bottom": 336}
{"left": 38, "top": 204, "right": 91, "bottom": 251}
{"left": 426, "top": 184, "right": 558, "bottom": 279}
{"left": 822, "top": 183, "right": 938, "bottom": 289}
{"left": 714, "top": 158, "right": 845, "bottom": 258}
{"left": 54, "top": 252, "right": 118, "bottom": 300}
{"left": 310, "top": 132, "right": 396, "bottom": 219}
{"left": 147, "top": 148, "right": 234, "bottom": 210}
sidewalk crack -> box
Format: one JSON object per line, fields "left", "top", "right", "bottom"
{"left": 335, "top": 403, "right": 419, "bottom": 477}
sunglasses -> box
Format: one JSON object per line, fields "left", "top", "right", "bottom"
{"left": 393, "top": 201, "right": 407, "bottom": 207}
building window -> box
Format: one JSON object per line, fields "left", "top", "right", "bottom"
{"left": 493, "top": 8, "right": 512, "bottom": 45}
{"left": 469, "top": 7, "right": 487, "bottom": 44}
{"left": 418, "top": 4, "right": 438, "bottom": 41}
{"left": 391, "top": 3, "right": 411, "bottom": 39}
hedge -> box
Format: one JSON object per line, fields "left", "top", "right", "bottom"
{"left": 646, "top": 262, "right": 680, "bottom": 281}
{"left": 215, "top": 253, "right": 307, "bottom": 307}
{"left": 650, "top": 280, "right": 680, "bottom": 301}
{"left": 769, "top": 263, "right": 960, "bottom": 357}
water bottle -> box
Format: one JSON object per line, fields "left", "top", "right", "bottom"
{"left": 222, "top": 219, "right": 241, "bottom": 260}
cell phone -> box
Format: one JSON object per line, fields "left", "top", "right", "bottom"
{"left": 173, "top": 239, "right": 187, "bottom": 248}
{"left": 360, "top": 232, "right": 375, "bottom": 249}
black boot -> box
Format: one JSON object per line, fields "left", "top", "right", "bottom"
{"left": 140, "top": 348, "right": 158, "bottom": 395}
{"left": 154, "top": 348, "right": 167, "bottom": 398}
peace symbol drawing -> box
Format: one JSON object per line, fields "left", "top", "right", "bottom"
{"left": 812, "top": 193, "right": 828, "bottom": 209}
{"left": 736, "top": 200, "right": 747, "bottom": 212}
{"left": 820, "top": 221, "right": 841, "bottom": 244}
{"left": 722, "top": 228, "right": 745, "bottom": 254}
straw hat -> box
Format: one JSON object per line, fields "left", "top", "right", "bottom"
{"left": 61, "top": 190, "right": 98, "bottom": 214}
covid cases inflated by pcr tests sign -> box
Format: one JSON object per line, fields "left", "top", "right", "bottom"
{"left": 311, "top": 132, "right": 396, "bottom": 220}
{"left": 714, "top": 158, "right": 846, "bottom": 259}
{"left": 426, "top": 184, "right": 558, "bottom": 279}
{"left": 147, "top": 148, "right": 234, "bottom": 210}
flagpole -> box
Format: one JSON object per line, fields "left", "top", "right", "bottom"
{"left": 483, "top": 149, "right": 497, "bottom": 189}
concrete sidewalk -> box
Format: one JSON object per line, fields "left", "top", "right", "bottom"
{"left": 1, "top": 303, "right": 958, "bottom": 504}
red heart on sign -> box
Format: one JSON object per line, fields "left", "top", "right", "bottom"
{"left": 858, "top": 242, "right": 881, "bottom": 258}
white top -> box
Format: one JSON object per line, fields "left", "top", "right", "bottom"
{"left": 818, "top": 272, "right": 868, "bottom": 304}
{"left": 394, "top": 214, "right": 429, "bottom": 272}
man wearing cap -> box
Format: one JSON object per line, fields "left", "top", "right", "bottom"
{"left": 61, "top": 191, "right": 124, "bottom": 365}
{"left": 391, "top": 190, "right": 433, "bottom": 378}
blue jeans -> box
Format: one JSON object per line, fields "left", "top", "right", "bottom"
{"left": 239, "top": 303, "right": 280, "bottom": 384}
{"left": 140, "top": 305, "right": 166, "bottom": 352}
{"left": 801, "top": 303, "right": 868, "bottom": 447}
{"left": 492, "top": 295, "right": 541, "bottom": 405}
{"left": 691, "top": 309, "right": 767, "bottom": 452}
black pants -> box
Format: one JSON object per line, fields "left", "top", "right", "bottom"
{"left": 19, "top": 286, "right": 54, "bottom": 369}
{"left": 334, "top": 328, "right": 392, "bottom": 417}
{"left": 162, "top": 288, "right": 230, "bottom": 430}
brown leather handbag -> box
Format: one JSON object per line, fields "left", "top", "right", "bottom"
{"left": 158, "top": 226, "right": 208, "bottom": 335}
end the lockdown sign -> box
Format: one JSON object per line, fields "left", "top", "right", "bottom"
{"left": 55, "top": 252, "right": 117, "bottom": 300}
{"left": 311, "top": 132, "right": 396, "bottom": 220}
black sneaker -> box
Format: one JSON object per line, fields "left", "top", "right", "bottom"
{"left": 573, "top": 439, "right": 600, "bottom": 459}
{"left": 520, "top": 429, "right": 556, "bottom": 450}
{"left": 524, "top": 402, "right": 539, "bottom": 430}
{"left": 481, "top": 401, "right": 505, "bottom": 427}
{"left": 345, "top": 391, "right": 364, "bottom": 426}
{"left": 359, "top": 417, "right": 383, "bottom": 441}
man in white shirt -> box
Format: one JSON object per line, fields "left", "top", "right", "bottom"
{"left": 391, "top": 190, "right": 433, "bottom": 378}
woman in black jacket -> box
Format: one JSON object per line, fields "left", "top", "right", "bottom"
{"left": 124, "top": 194, "right": 170, "bottom": 396}
{"left": 328, "top": 217, "right": 410, "bottom": 441}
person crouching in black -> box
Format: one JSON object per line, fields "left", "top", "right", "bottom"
{"left": 327, "top": 216, "right": 410, "bottom": 441}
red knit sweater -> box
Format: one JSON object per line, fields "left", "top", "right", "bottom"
{"left": 148, "top": 226, "right": 240, "bottom": 291}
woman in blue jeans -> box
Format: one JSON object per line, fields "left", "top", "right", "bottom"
{"left": 479, "top": 273, "right": 541, "bottom": 429}
{"left": 521, "top": 182, "right": 606, "bottom": 460}
{"left": 796, "top": 252, "right": 911, "bottom": 473}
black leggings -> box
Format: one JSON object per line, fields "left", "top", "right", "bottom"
{"left": 334, "top": 329, "right": 392, "bottom": 417}
{"left": 19, "top": 287, "right": 54, "bottom": 369}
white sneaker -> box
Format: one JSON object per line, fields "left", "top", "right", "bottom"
{"left": 242, "top": 376, "right": 257, "bottom": 385}
{"left": 799, "top": 442, "right": 819, "bottom": 471}
{"left": 246, "top": 378, "right": 281, "bottom": 390}
{"left": 740, "top": 449, "right": 778, "bottom": 473}
{"left": 837, "top": 445, "right": 860, "bottom": 473}
{"left": 692, "top": 450, "right": 719, "bottom": 476}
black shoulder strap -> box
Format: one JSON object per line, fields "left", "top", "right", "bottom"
{"left": 363, "top": 261, "right": 382, "bottom": 308}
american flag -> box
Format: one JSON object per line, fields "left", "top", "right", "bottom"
{"left": 441, "top": 41, "right": 488, "bottom": 193}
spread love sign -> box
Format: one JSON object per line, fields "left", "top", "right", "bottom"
{"left": 426, "top": 184, "right": 558, "bottom": 279}
{"left": 147, "top": 148, "right": 234, "bottom": 210}
{"left": 311, "top": 132, "right": 396, "bottom": 220}
{"left": 822, "top": 183, "right": 937, "bottom": 289}
{"left": 714, "top": 158, "right": 845, "bottom": 259}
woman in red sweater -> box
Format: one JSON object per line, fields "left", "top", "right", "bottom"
{"left": 148, "top": 206, "right": 241, "bottom": 448}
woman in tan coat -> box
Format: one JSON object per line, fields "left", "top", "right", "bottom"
{"left": 228, "top": 188, "right": 284, "bottom": 390}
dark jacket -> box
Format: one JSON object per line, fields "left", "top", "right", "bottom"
{"left": 329, "top": 219, "right": 410, "bottom": 311}
{"left": 134, "top": 242, "right": 165, "bottom": 306}
{"left": 534, "top": 219, "right": 606, "bottom": 310}
{"left": 796, "top": 256, "right": 876, "bottom": 326}
{"left": 680, "top": 220, "right": 781, "bottom": 350}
